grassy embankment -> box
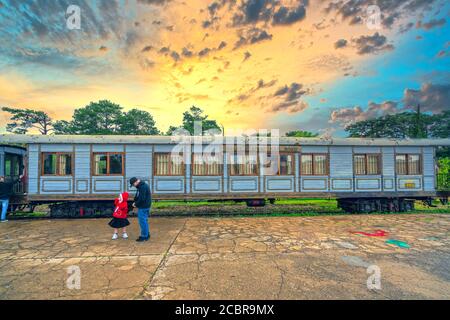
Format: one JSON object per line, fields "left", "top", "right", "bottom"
{"left": 10, "top": 198, "right": 449, "bottom": 218}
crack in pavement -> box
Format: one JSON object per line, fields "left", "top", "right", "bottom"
{"left": 135, "top": 219, "right": 188, "bottom": 299}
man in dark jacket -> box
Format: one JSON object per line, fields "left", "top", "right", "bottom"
{"left": 0, "top": 176, "right": 20, "bottom": 222}
{"left": 130, "top": 177, "right": 152, "bottom": 242}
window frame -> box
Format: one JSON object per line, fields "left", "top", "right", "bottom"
{"left": 300, "top": 153, "right": 329, "bottom": 176}
{"left": 92, "top": 152, "right": 125, "bottom": 176}
{"left": 229, "top": 152, "right": 259, "bottom": 176}
{"left": 191, "top": 153, "right": 223, "bottom": 176}
{"left": 264, "top": 152, "right": 295, "bottom": 176}
{"left": 396, "top": 154, "right": 422, "bottom": 175}
{"left": 353, "top": 154, "right": 382, "bottom": 176}
{"left": 153, "top": 152, "right": 186, "bottom": 176}
{"left": 41, "top": 152, "right": 74, "bottom": 177}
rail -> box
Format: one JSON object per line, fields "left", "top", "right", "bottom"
{"left": 437, "top": 173, "right": 450, "bottom": 191}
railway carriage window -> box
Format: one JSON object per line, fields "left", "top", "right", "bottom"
{"left": 314, "top": 155, "right": 327, "bottom": 175}
{"left": 367, "top": 155, "right": 380, "bottom": 175}
{"left": 59, "top": 154, "right": 72, "bottom": 175}
{"left": 94, "top": 154, "right": 108, "bottom": 175}
{"left": 230, "top": 154, "right": 258, "bottom": 176}
{"left": 42, "top": 153, "right": 73, "bottom": 176}
{"left": 171, "top": 154, "right": 184, "bottom": 175}
{"left": 264, "top": 153, "right": 294, "bottom": 176}
{"left": 354, "top": 154, "right": 381, "bottom": 175}
{"left": 354, "top": 155, "right": 366, "bottom": 175}
{"left": 301, "top": 154, "right": 313, "bottom": 175}
{"left": 408, "top": 155, "right": 421, "bottom": 175}
{"left": 154, "top": 153, "right": 185, "bottom": 176}
{"left": 301, "top": 154, "right": 328, "bottom": 175}
{"left": 109, "top": 154, "right": 123, "bottom": 175}
{"left": 93, "top": 153, "right": 123, "bottom": 175}
{"left": 396, "top": 154, "right": 421, "bottom": 175}
{"left": 279, "top": 154, "right": 294, "bottom": 175}
{"left": 192, "top": 154, "right": 223, "bottom": 176}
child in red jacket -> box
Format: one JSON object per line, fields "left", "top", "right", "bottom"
{"left": 109, "top": 192, "right": 130, "bottom": 240}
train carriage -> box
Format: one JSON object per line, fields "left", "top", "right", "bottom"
{"left": 1, "top": 134, "right": 449, "bottom": 216}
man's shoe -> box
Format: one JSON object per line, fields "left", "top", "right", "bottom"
{"left": 136, "top": 236, "right": 150, "bottom": 242}
{"left": 0, "top": 220, "right": 8, "bottom": 223}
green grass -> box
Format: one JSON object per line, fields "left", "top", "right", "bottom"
{"left": 11, "top": 211, "right": 48, "bottom": 218}
{"left": 152, "top": 200, "right": 237, "bottom": 208}
{"left": 10, "top": 198, "right": 449, "bottom": 218}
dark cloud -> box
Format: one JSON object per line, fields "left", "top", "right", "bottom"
{"left": 228, "top": 78, "right": 277, "bottom": 103}
{"left": 399, "top": 22, "right": 415, "bottom": 34}
{"left": 272, "top": 4, "right": 307, "bottom": 25}
{"left": 274, "top": 83, "right": 306, "bottom": 100}
{"left": 142, "top": 45, "right": 154, "bottom": 52}
{"left": 234, "top": 27, "right": 272, "bottom": 49}
{"left": 156, "top": 46, "right": 182, "bottom": 62}
{"left": 243, "top": 51, "right": 252, "bottom": 61}
{"left": 330, "top": 83, "right": 450, "bottom": 126}
{"left": 403, "top": 83, "right": 450, "bottom": 113}
{"left": 352, "top": 32, "right": 394, "bottom": 55}
{"left": 257, "top": 79, "right": 277, "bottom": 89}
{"left": 217, "top": 41, "right": 227, "bottom": 50}
{"left": 231, "top": 0, "right": 308, "bottom": 27}
{"left": 181, "top": 47, "right": 194, "bottom": 57}
{"left": 198, "top": 47, "right": 212, "bottom": 57}
{"left": 270, "top": 82, "right": 309, "bottom": 113}
{"left": 437, "top": 50, "right": 447, "bottom": 58}
{"left": 170, "top": 51, "right": 181, "bottom": 61}
{"left": 202, "top": 0, "right": 237, "bottom": 28}
{"left": 324, "top": 0, "right": 438, "bottom": 29}
{"left": 334, "top": 39, "right": 348, "bottom": 49}
{"left": 330, "top": 101, "right": 399, "bottom": 125}
{"left": 416, "top": 18, "right": 447, "bottom": 30}
{"left": 202, "top": 20, "right": 213, "bottom": 28}
{"left": 159, "top": 46, "right": 170, "bottom": 54}
{"left": 197, "top": 40, "right": 228, "bottom": 57}
{"left": 232, "top": 0, "right": 272, "bottom": 26}
{"left": 270, "top": 100, "right": 308, "bottom": 113}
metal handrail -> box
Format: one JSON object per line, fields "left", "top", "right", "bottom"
{"left": 5, "top": 175, "right": 26, "bottom": 195}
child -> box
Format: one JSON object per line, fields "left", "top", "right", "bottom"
{"left": 109, "top": 192, "right": 130, "bottom": 240}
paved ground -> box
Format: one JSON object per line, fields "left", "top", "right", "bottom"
{"left": 1, "top": 214, "right": 450, "bottom": 300}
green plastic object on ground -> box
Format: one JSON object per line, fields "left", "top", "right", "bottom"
{"left": 386, "top": 239, "right": 410, "bottom": 248}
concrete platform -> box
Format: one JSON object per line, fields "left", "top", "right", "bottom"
{"left": 1, "top": 214, "right": 450, "bottom": 299}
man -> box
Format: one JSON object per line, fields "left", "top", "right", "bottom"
{"left": 130, "top": 177, "right": 152, "bottom": 242}
{"left": 0, "top": 176, "right": 21, "bottom": 222}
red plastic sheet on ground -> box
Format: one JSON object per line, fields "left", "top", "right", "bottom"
{"left": 350, "top": 230, "right": 388, "bottom": 237}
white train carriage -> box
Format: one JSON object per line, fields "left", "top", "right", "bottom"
{"left": 1, "top": 134, "right": 449, "bottom": 215}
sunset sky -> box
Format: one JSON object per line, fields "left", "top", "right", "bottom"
{"left": 0, "top": 0, "right": 449, "bottom": 136}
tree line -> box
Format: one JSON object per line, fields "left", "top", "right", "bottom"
{"left": 1, "top": 100, "right": 319, "bottom": 138}
{"left": 345, "top": 106, "right": 449, "bottom": 159}
{"left": 2, "top": 101, "right": 222, "bottom": 136}
{"left": 2, "top": 101, "right": 448, "bottom": 144}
